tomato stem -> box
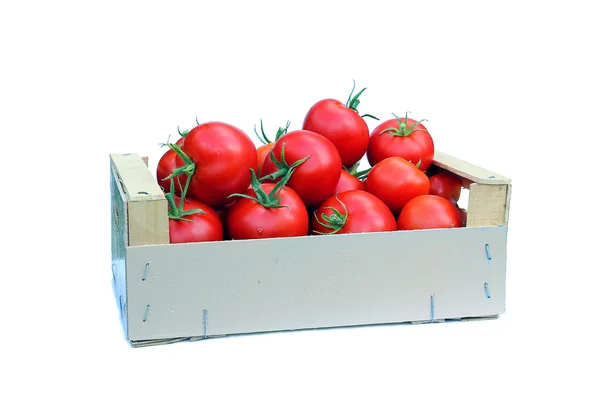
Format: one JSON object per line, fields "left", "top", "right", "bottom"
{"left": 254, "top": 119, "right": 291, "bottom": 146}
{"left": 258, "top": 142, "right": 311, "bottom": 183}
{"left": 379, "top": 112, "right": 428, "bottom": 137}
{"left": 344, "top": 79, "right": 380, "bottom": 121}
{"left": 344, "top": 162, "right": 372, "bottom": 180}
{"left": 228, "top": 166, "right": 296, "bottom": 209}
{"left": 312, "top": 194, "right": 349, "bottom": 235}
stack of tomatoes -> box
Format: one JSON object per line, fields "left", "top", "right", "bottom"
{"left": 157, "top": 83, "right": 467, "bottom": 244}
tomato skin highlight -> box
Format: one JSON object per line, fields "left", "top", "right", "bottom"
{"left": 261, "top": 130, "right": 342, "bottom": 208}
{"left": 366, "top": 156, "right": 430, "bottom": 215}
{"left": 367, "top": 116, "right": 435, "bottom": 170}
{"left": 311, "top": 190, "right": 396, "bottom": 235}
{"left": 303, "top": 98, "right": 371, "bottom": 167}
{"left": 226, "top": 183, "right": 309, "bottom": 240}
{"left": 397, "top": 194, "right": 463, "bottom": 230}
{"left": 168, "top": 196, "right": 224, "bottom": 243}
{"left": 334, "top": 170, "right": 366, "bottom": 194}
{"left": 177, "top": 121, "right": 258, "bottom": 207}
{"left": 429, "top": 171, "right": 463, "bottom": 202}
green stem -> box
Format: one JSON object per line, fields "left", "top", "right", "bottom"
{"left": 344, "top": 79, "right": 380, "bottom": 120}
{"left": 379, "top": 112, "right": 427, "bottom": 137}
{"left": 254, "top": 119, "right": 291, "bottom": 146}
{"left": 258, "top": 142, "right": 311, "bottom": 182}
{"left": 312, "top": 194, "right": 349, "bottom": 235}
{"left": 228, "top": 166, "right": 297, "bottom": 209}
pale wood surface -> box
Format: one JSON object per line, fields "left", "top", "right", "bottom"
{"left": 110, "top": 153, "right": 169, "bottom": 246}
{"left": 433, "top": 151, "right": 511, "bottom": 185}
{"left": 125, "top": 226, "right": 507, "bottom": 342}
{"left": 467, "top": 184, "right": 510, "bottom": 227}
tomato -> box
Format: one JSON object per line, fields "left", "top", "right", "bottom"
{"left": 226, "top": 171, "right": 309, "bottom": 240}
{"left": 173, "top": 121, "right": 258, "bottom": 207}
{"left": 367, "top": 112, "right": 435, "bottom": 171}
{"left": 302, "top": 82, "right": 378, "bottom": 167}
{"left": 261, "top": 130, "right": 342, "bottom": 208}
{"left": 213, "top": 201, "right": 236, "bottom": 240}
{"left": 311, "top": 190, "right": 396, "bottom": 235}
{"left": 254, "top": 120, "right": 290, "bottom": 176}
{"left": 397, "top": 194, "right": 463, "bottom": 230}
{"left": 334, "top": 170, "right": 365, "bottom": 194}
{"left": 168, "top": 196, "right": 224, "bottom": 243}
{"left": 366, "top": 156, "right": 430, "bottom": 215}
{"left": 157, "top": 136, "right": 186, "bottom": 194}
{"left": 429, "top": 171, "right": 463, "bottom": 202}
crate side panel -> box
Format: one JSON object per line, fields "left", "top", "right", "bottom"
{"left": 110, "top": 162, "right": 129, "bottom": 340}
{"left": 433, "top": 151, "right": 511, "bottom": 185}
{"left": 467, "top": 184, "right": 509, "bottom": 227}
{"left": 126, "top": 226, "right": 507, "bottom": 341}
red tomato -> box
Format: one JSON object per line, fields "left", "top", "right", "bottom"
{"left": 366, "top": 156, "right": 430, "bottom": 215}
{"left": 168, "top": 196, "right": 224, "bottom": 243}
{"left": 397, "top": 194, "right": 463, "bottom": 230}
{"left": 429, "top": 171, "right": 463, "bottom": 202}
{"left": 261, "top": 130, "right": 342, "bottom": 208}
{"left": 311, "top": 190, "right": 396, "bottom": 235}
{"left": 335, "top": 170, "right": 366, "bottom": 194}
{"left": 367, "top": 113, "right": 435, "bottom": 171}
{"left": 257, "top": 142, "right": 275, "bottom": 176}
{"left": 156, "top": 137, "right": 186, "bottom": 194}
{"left": 227, "top": 180, "right": 309, "bottom": 240}
{"left": 302, "top": 82, "right": 378, "bottom": 167}
{"left": 175, "top": 121, "right": 258, "bottom": 207}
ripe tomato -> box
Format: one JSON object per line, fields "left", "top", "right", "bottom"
{"left": 302, "top": 82, "right": 378, "bottom": 167}
{"left": 366, "top": 156, "right": 430, "bottom": 215}
{"left": 429, "top": 171, "right": 463, "bottom": 202}
{"left": 334, "top": 170, "right": 365, "bottom": 194}
{"left": 367, "top": 112, "right": 435, "bottom": 171}
{"left": 311, "top": 190, "right": 396, "bottom": 235}
{"left": 227, "top": 172, "right": 309, "bottom": 240}
{"left": 261, "top": 130, "right": 342, "bottom": 208}
{"left": 157, "top": 136, "right": 186, "bottom": 194}
{"left": 397, "top": 194, "right": 463, "bottom": 230}
{"left": 168, "top": 196, "right": 224, "bottom": 243}
{"left": 174, "top": 121, "right": 258, "bottom": 207}
{"left": 254, "top": 120, "right": 290, "bottom": 177}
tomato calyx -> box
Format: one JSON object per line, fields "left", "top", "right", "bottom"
{"left": 161, "top": 142, "right": 196, "bottom": 180}
{"left": 258, "top": 143, "right": 311, "bottom": 183}
{"left": 379, "top": 112, "right": 428, "bottom": 137}
{"left": 344, "top": 162, "right": 372, "bottom": 180}
{"left": 313, "top": 194, "right": 349, "bottom": 235}
{"left": 345, "top": 80, "right": 380, "bottom": 120}
{"left": 228, "top": 167, "right": 295, "bottom": 209}
{"left": 254, "top": 119, "right": 290, "bottom": 145}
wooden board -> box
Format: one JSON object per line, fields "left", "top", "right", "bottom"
{"left": 433, "top": 151, "right": 511, "bottom": 185}
{"left": 124, "top": 226, "right": 507, "bottom": 342}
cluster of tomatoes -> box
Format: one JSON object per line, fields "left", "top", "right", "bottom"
{"left": 156, "top": 84, "right": 467, "bottom": 244}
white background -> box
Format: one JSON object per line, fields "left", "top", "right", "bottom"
{"left": 2, "top": 0, "right": 598, "bottom": 391}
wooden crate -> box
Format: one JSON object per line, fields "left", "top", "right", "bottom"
{"left": 110, "top": 151, "right": 511, "bottom": 347}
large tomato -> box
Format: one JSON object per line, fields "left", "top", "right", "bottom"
{"left": 261, "top": 130, "right": 342, "bottom": 208}
{"left": 168, "top": 196, "right": 224, "bottom": 243}
{"left": 226, "top": 172, "right": 309, "bottom": 240}
{"left": 367, "top": 112, "right": 435, "bottom": 171}
{"left": 397, "top": 194, "right": 462, "bottom": 230}
{"left": 173, "top": 121, "right": 258, "bottom": 207}
{"left": 311, "top": 190, "right": 396, "bottom": 235}
{"left": 302, "top": 82, "right": 378, "bottom": 167}
{"left": 366, "top": 156, "right": 430, "bottom": 215}
{"left": 429, "top": 171, "right": 463, "bottom": 202}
